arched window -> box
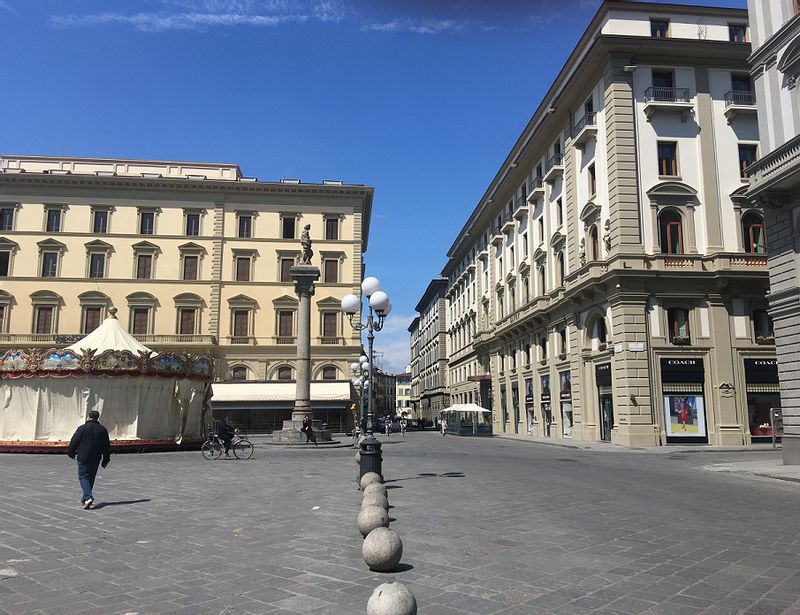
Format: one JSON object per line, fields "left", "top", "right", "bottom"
{"left": 590, "top": 225, "right": 599, "bottom": 260}
{"left": 597, "top": 318, "right": 607, "bottom": 344}
{"left": 557, "top": 252, "right": 565, "bottom": 286}
{"left": 742, "top": 212, "right": 766, "bottom": 254}
{"left": 277, "top": 365, "right": 292, "bottom": 380}
{"left": 538, "top": 265, "right": 546, "bottom": 294}
{"left": 321, "top": 366, "right": 337, "bottom": 380}
{"left": 231, "top": 366, "right": 248, "bottom": 381}
{"left": 659, "top": 210, "right": 683, "bottom": 254}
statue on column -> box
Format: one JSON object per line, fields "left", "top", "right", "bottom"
{"left": 300, "top": 224, "right": 313, "bottom": 265}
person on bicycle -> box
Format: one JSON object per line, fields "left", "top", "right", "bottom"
{"left": 217, "top": 416, "right": 235, "bottom": 456}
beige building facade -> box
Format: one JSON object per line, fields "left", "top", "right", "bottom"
{"left": 434, "top": 1, "right": 776, "bottom": 447}
{"left": 0, "top": 155, "right": 372, "bottom": 387}
{"left": 410, "top": 278, "right": 449, "bottom": 421}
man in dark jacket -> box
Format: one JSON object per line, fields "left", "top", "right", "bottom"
{"left": 67, "top": 410, "right": 111, "bottom": 509}
{"left": 217, "top": 416, "right": 235, "bottom": 456}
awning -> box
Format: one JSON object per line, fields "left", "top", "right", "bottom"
{"left": 442, "top": 403, "right": 491, "bottom": 413}
{"left": 211, "top": 381, "right": 354, "bottom": 403}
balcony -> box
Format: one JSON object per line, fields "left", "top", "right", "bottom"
{"left": 134, "top": 334, "right": 217, "bottom": 346}
{"left": 512, "top": 195, "right": 528, "bottom": 219}
{"left": 317, "top": 336, "right": 345, "bottom": 345}
{"left": 229, "top": 336, "right": 256, "bottom": 345}
{"left": 643, "top": 87, "right": 693, "bottom": 122}
{"left": 573, "top": 112, "right": 597, "bottom": 147}
{"left": 723, "top": 90, "right": 756, "bottom": 124}
{"left": 0, "top": 333, "right": 219, "bottom": 349}
{"left": 543, "top": 153, "right": 564, "bottom": 183}
{"left": 526, "top": 176, "right": 545, "bottom": 203}
{"left": 747, "top": 133, "right": 800, "bottom": 197}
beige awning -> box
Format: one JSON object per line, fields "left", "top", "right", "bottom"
{"left": 211, "top": 381, "right": 354, "bottom": 403}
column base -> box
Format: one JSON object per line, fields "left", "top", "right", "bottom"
{"left": 782, "top": 434, "right": 800, "bottom": 465}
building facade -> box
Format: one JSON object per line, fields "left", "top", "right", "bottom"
{"left": 395, "top": 370, "right": 412, "bottom": 417}
{"left": 373, "top": 368, "right": 397, "bottom": 419}
{"left": 432, "top": 1, "right": 775, "bottom": 448}
{"left": 408, "top": 317, "right": 421, "bottom": 418}
{"left": 412, "top": 278, "right": 450, "bottom": 420}
{"left": 747, "top": 0, "right": 800, "bottom": 463}
{"left": 0, "top": 155, "right": 372, "bottom": 386}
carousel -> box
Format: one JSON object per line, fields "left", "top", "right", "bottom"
{"left": 0, "top": 308, "right": 213, "bottom": 453}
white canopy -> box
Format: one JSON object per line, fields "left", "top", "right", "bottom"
{"left": 442, "top": 403, "right": 491, "bottom": 413}
{"left": 211, "top": 381, "right": 353, "bottom": 403}
{"left": 66, "top": 314, "right": 152, "bottom": 355}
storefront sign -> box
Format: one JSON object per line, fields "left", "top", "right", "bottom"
{"left": 595, "top": 363, "right": 612, "bottom": 387}
{"left": 660, "top": 357, "right": 705, "bottom": 383}
{"left": 559, "top": 371, "right": 572, "bottom": 401}
{"left": 744, "top": 358, "right": 778, "bottom": 384}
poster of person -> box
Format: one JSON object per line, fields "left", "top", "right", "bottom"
{"left": 664, "top": 394, "right": 707, "bottom": 437}
{"left": 559, "top": 371, "right": 571, "bottom": 398}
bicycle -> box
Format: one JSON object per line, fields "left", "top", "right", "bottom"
{"left": 201, "top": 428, "right": 254, "bottom": 460}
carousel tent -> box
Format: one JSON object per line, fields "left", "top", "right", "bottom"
{"left": 0, "top": 311, "right": 213, "bottom": 450}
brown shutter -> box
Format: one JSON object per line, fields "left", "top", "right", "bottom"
{"left": 132, "top": 308, "right": 149, "bottom": 335}
{"left": 325, "top": 259, "right": 338, "bottom": 283}
{"left": 279, "top": 311, "right": 293, "bottom": 337}
{"left": 84, "top": 307, "right": 101, "bottom": 333}
{"left": 326, "top": 218, "right": 339, "bottom": 240}
{"left": 323, "top": 312, "right": 337, "bottom": 337}
{"left": 183, "top": 256, "right": 198, "bottom": 280}
{"left": 179, "top": 309, "right": 196, "bottom": 335}
{"left": 236, "top": 257, "right": 250, "bottom": 282}
{"left": 233, "top": 310, "right": 249, "bottom": 337}
{"left": 137, "top": 255, "right": 152, "bottom": 279}
{"left": 281, "top": 258, "right": 293, "bottom": 282}
{"left": 36, "top": 307, "right": 53, "bottom": 334}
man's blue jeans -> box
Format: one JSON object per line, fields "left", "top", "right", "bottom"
{"left": 77, "top": 460, "right": 100, "bottom": 503}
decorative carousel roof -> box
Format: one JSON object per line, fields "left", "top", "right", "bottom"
{"left": 66, "top": 308, "right": 152, "bottom": 355}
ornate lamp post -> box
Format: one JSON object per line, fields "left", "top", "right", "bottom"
{"left": 342, "top": 276, "right": 391, "bottom": 479}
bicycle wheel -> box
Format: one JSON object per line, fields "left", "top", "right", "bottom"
{"left": 232, "top": 439, "right": 254, "bottom": 460}
{"left": 201, "top": 440, "right": 222, "bottom": 460}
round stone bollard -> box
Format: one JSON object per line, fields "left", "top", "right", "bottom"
{"left": 363, "top": 482, "right": 387, "bottom": 497}
{"left": 355, "top": 450, "right": 361, "bottom": 465}
{"left": 360, "top": 472, "right": 383, "bottom": 491}
{"left": 362, "top": 492, "right": 389, "bottom": 510}
{"left": 362, "top": 527, "right": 403, "bottom": 572}
{"left": 367, "top": 581, "right": 416, "bottom": 615}
{"left": 357, "top": 505, "right": 389, "bottom": 537}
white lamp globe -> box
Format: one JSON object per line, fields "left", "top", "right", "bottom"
{"left": 350, "top": 362, "right": 360, "bottom": 371}
{"left": 384, "top": 302, "right": 393, "bottom": 316}
{"left": 370, "top": 291, "right": 390, "bottom": 312}
{"left": 351, "top": 378, "right": 361, "bottom": 386}
{"left": 341, "top": 294, "right": 360, "bottom": 314}
{"left": 361, "top": 276, "right": 381, "bottom": 297}
{"left": 359, "top": 355, "right": 368, "bottom": 363}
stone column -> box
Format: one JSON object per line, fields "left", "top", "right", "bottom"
{"left": 291, "top": 264, "right": 320, "bottom": 421}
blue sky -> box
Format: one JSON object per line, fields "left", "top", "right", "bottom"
{"left": 0, "top": 0, "right": 745, "bottom": 372}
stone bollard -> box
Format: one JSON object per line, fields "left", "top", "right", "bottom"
{"left": 357, "top": 505, "right": 389, "bottom": 537}
{"left": 367, "top": 581, "right": 416, "bottom": 615}
{"left": 362, "top": 527, "right": 403, "bottom": 572}
{"left": 363, "top": 482, "right": 387, "bottom": 497}
{"left": 362, "top": 492, "right": 389, "bottom": 510}
{"left": 360, "top": 472, "right": 382, "bottom": 491}
{"left": 355, "top": 450, "right": 361, "bottom": 464}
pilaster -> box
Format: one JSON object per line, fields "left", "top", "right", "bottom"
{"left": 208, "top": 201, "right": 225, "bottom": 341}
{"left": 694, "top": 66, "right": 724, "bottom": 251}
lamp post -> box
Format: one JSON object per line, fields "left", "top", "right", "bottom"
{"left": 342, "top": 276, "right": 391, "bottom": 480}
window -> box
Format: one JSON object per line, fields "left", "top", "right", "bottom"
{"left": 46, "top": 208, "right": 62, "bottom": 232}
{"left": 742, "top": 212, "right": 766, "bottom": 253}
{"left": 35, "top": 306, "right": 54, "bottom": 334}
{"left": 738, "top": 144, "right": 758, "bottom": 178}
{"left": 136, "top": 254, "right": 152, "bottom": 279}
{"left": 597, "top": 319, "right": 608, "bottom": 344}
{"left": 538, "top": 217, "right": 544, "bottom": 243}
{"left": 92, "top": 210, "right": 108, "bottom": 234}
{"left": 235, "top": 256, "right": 251, "bottom": 282}
{"left": 0, "top": 208, "right": 13, "bottom": 231}
{"left": 651, "top": 19, "right": 669, "bottom": 38}
{"left": 540, "top": 336, "right": 548, "bottom": 361}
{"left": 325, "top": 217, "right": 339, "bottom": 240}
{"left": 232, "top": 310, "right": 250, "bottom": 339}
{"left": 178, "top": 308, "right": 196, "bottom": 335}
{"left": 324, "top": 259, "right": 339, "bottom": 283}
{"left": 559, "top": 329, "right": 567, "bottom": 356}
{"left": 652, "top": 70, "right": 674, "bottom": 89}
{"left": 280, "top": 257, "right": 294, "bottom": 282}
{"left": 89, "top": 253, "right": 106, "bottom": 279}
{"left": 0, "top": 250, "right": 9, "bottom": 277}
{"left": 41, "top": 252, "right": 58, "bottom": 277}
{"left": 588, "top": 163, "right": 596, "bottom": 196}
{"left": 139, "top": 211, "right": 155, "bottom": 235}
{"left": 0, "top": 305, "right": 5, "bottom": 333}
{"left": 658, "top": 142, "right": 678, "bottom": 176}
{"left": 277, "top": 366, "right": 292, "bottom": 380}
{"left": 590, "top": 225, "right": 599, "bottom": 260}
{"left": 278, "top": 310, "right": 294, "bottom": 337}
{"left": 185, "top": 212, "right": 200, "bottom": 236}
{"left": 282, "top": 216, "right": 295, "bottom": 239}
{"left": 753, "top": 309, "right": 774, "bottom": 343}
{"left": 729, "top": 24, "right": 747, "bottom": 43}
{"left": 556, "top": 198, "right": 563, "bottom": 227}
{"left": 322, "top": 312, "right": 337, "bottom": 338}
{"left": 238, "top": 215, "right": 252, "bottom": 238}
{"left": 667, "top": 308, "right": 690, "bottom": 343}
{"left": 183, "top": 255, "right": 199, "bottom": 280}
{"left": 557, "top": 252, "right": 565, "bottom": 286}
{"left": 659, "top": 210, "right": 683, "bottom": 254}
{"left": 82, "top": 307, "right": 102, "bottom": 334}
{"left": 231, "top": 366, "right": 248, "bottom": 381}
{"left": 731, "top": 73, "right": 752, "bottom": 93}
{"left": 131, "top": 308, "right": 150, "bottom": 335}
{"left": 538, "top": 265, "right": 546, "bottom": 294}
{"left": 322, "top": 366, "right": 337, "bottom": 380}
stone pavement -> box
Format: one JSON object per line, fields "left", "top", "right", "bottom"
{"left": 1, "top": 432, "right": 799, "bottom": 614}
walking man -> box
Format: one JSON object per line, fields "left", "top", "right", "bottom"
{"left": 67, "top": 410, "right": 111, "bottom": 509}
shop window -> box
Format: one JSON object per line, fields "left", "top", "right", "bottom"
{"left": 742, "top": 212, "right": 766, "bottom": 253}
{"left": 668, "top": 308, "right": 691, "bottom": 344}
{"left": 322, "top": 366, "right": 337, "bottom": 380}
{"left": 238, "top": 214, "right": 252, "bottom": 238}
{"left": 130, "top": 307, "right": 151, "bottom": 335}
{"left": 651, "top": 19, "right": 669, "bottom": 38}
{"left": 183, "top": 255, "right": 198, "bottom": 280}
{"left": 235, "top": 256, "right": 251, "bottom": 282}
{"left": 136, "top": 254, "right": 152, "bottom": 279}
{"left": 280, "top": 257, "right": 294, "bottom": 282}
{"left": 325, "top": 217, "right": 339, "bottom": 240}
{"left": 282, "top": 215, "right": 296, "bottom": 239}
{"left": 590, "top": 225, "right": 599, "bottom": 260}
{"left": 82, "top": 307, "right": 102, "bottom": 334}
{"left": 92, "top": 210, "right": 109, "bottom": 234}
{"left": 277, "top": 365, "right": 292, "bottom": 380}
{"left": 178, "top": 308, "right": 196, "bottom": 335}
{"left": 139, "top": 210, "right": 155, "bottom": 235}
{"left": 34, "top": 306, "right": 54, "bottom": 334}
{"left": 88, "top": 253, "right": 106, "bottom": 279}
{"left": 738, "top": 144, "right": 758, "bottom": 178}
{"left": 185, "top": 211, "right": 201, "bottom": 236}
{"left": 657, "top": 141, "right": 678, "bottom": 176}
{"left": 324, "top": 259, "right": 339, "bottom": 283}
{"left": 231, "top": 366, "right": 248, "bottom": 381}
{"left": 753, "top": 309, "right": 774, "bottom": 344}
{"left": 659, "top": 210, "right": 683, "bottom": 254}
{"left": 729, "top": 24, "right": 747, "bottom": 43}
{"left": 0, "top": 207, "right": 13, "bottom": 231}
{"left": 45, "top": 208, "right": 62, "bottom": 232}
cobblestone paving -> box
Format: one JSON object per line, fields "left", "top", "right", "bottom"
{"left": 0, "top": 433, "right": 799, "bottom": 614}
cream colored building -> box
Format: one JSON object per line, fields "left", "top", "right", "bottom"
{"left": 434, "top": 1, "right": 776, "bottom": 447}
{"left": 0, "top": 155, "right": 372, "bottom": 389}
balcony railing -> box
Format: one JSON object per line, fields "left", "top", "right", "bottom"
{"left": 134, "top": 334, "right": 217, "bottom": 345}
{"left": 644, "top": 87, "right": 691, "bottom": 103}
{"left": 543, "top": 153, "right": 564, "bottom": 182}
{"left": 0, "top": 333, "right": 219, "bottom": 347}
{"left": 724, "top": 90, "right": 756, "bottom": 107}
{"left": 274, "top": 336, "right": 297, "bottom": 345}
{"left": 229, "top": 336, "right": 255, "bottom": 345}
{"left": 747, "top": 133, "right": 800, "bottom": 193}
{"left": 318, "top": 336, "right": 345, "bottom": 345}
{"left": 573, "top": 111, "right": 596, "bottom": 135}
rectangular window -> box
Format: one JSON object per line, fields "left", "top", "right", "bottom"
{"left": 658, "top": 142, "right": 678, "bottom": 176}
{"left": 238, "top": 215, "right": 252, "bottom": 238}
{"left": 588, "top": 164, "right": 596, "bottom": 196}
{"left": 136, "top": 254, "right": 152, "bottom": 279}
{"left": 556, "top": 198, "right": 563, "bottom": 227}
{"left": 325, "top": 217, "right": 339, "bottom": 240}
{"left": 280, "top": 257, "right": 294, "bottom": 282}
{"left": 179, "top": 308, "right": 196, "bottom": 335}
{"left": 729, "top": 24, "right": 747, "bottom": 43}
{"left": 183, "top": 255, "right": 198, "bottom": 280}
{"left": 668, "top": 308, "right": 690, "bottom": 342}
{"left": 731, "top": 73, "right": 752, "bottom": 92}
{"left": 278, "top": 310, "right": 293, "bottom": 337}
{"left": 92, "top": 210, "right": 108, "bottom": 234}
{"left": 538, "top": 217, "right": 544, "bottom": 243}
{"left": 233, "top": 310, "right": 250, "bottom": 337}
{"left": 41, "top": 252, "right": 58, "bottom": 277}
{"left": 652, "top": 70, "right": 674, "bottom": 89}
{"left": 322, "top": 312, "right": 337, "bottom": 337}
{"left": 83, "top": 307, "right": 102, "bottom": 334}
{"left": 651, "top": 19, "right": 669, "bottom": 38}
{"left": 185, "top": 212, "right": 200, "bottom": 236}
{"left": 0, "top": 208, "right": 14, "bottom": 231}
{"left": 140, "top": 211, "right": 155, "bottom": 235}
{"left": 738, "top": 144, "right": 758, "bottom": 178}
{"left": 35, "top": 306, "right": 53, "bottom": 334}
{"left": 89, "top": 253, "right": 106, "bottom": 279}
{"left": 282, "top": 216, "right": 295, "bottom": 239}
{"left": 235, "top": 256, "right": 251, "bottom": 282}
{"left": 131, "top": 308, "right": 149, "bottom": 335}
{"left": 0, "top": 305, "right": 5, "bottom": 333}
{"left": 324, "top": 259, "right": 339, "bottom": 283}
{"left": 0, "top": 251, "right": 9, "bottom": 277}
{"left": 46, "top": 209, "right": 62, "bottom": 232}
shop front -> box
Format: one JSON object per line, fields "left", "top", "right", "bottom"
{"left": 560, "top": 370, "right": 573, "bottom": 438}
{"left": 500, "top": 383, "right": 508, "bottom": 426}
{"left": 596, "top": 363, "right": 613, "bottom": 442}
{"left": 540, "top": 374, "right": 552, "bottom": 437}
{"left": 525, "top": 377, "right": 534, "bottom": 435}
{"left": 511, "top": 381, "right": 520, "bottom": 434}
{"left": 660, "top": 357, "right": 708, "bottom": 444}
{"left": 744, "top": 358, "right": 780, "bottom": 442}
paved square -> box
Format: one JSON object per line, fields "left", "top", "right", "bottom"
{"left": 1, "top": 433, "right": 798, "bottom": 614}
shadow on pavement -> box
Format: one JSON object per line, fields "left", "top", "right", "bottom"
{"left": 92, "top": 498, "right": 151, "bottom": 509}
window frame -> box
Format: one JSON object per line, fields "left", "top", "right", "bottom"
{"left": 184, "top": 211, "right": 201, "bottom": 237}
{"left": 321, "top": 311, "right": 338, "bottom": 338}
{"left": 657, "top": 141, "right": 679, "bottom": 177}
{"left": 0, "top": 206, "right": 14, "bottom": 232}
{"left": 738, "top": 144, "right": 758, "bottom": 178}
{"left": 667, "top": 307, "right": 691, "bottom": 344}
{"left": 136, "top": 253, "right": 153, "bottom": 280}
{"left": 728, "top": 23, "right": 747, "bottom": 43}
{"left": 281, "top": 215, "right": 296, "bottom": 239}
{"left": 278, "top": 310, "right": 295, "bottom": 338}
{"left": 40, "top": 251, "right": 60, "bottom": 278}
{"left": 659, "top": 210, "right": 684, "bottom": 255}
{"left": 231, "top": 365, "right": 248, "bottom": 381}
{"left": 178, "top": 307, "right": 198, "bottom": 335}
{"left": 753, "top": 309, "right": 774, "bottom": 343}
{"left": 45, "top": 207, "right": 63, "bottom": 233}
{"left": 82, "top": 306, "right": 103, "bottom": 334}
{"left": 742, "top": 211, "right": 767, "bottom": 254}
{"left": 91, "top": 208, "right": 110, "bottom": 234}
{"left": 34, "top": 305, "right": 55, "bottom": 335}
{"left": 88, "top": 252, "right": 107, "bottom": 279}
{"left": 182, "top": 254, "right": 199, "bottom": 280}
{"left": 325, "top": 216, "right": 340, "bottom": 240}
{"left": 237, "top": 213, "right": 253, "bottom": 238}
{"left": 139, "top": 209, "right": 156, "bottom": 235}
{"left": 650, "top": 19, "right": 670, "bottom": 39}
{"left": 235, "top": 255, "right": 252, "bottom": 282}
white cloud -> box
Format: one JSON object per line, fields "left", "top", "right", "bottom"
{"left": 362, "top": 17, "right": 468, "bottom": 35}
{"left": 50, "top": 11, "right": 309, "bottom": 31}
{"left": 371, "top": 313, "right": 414, "bottom": 374}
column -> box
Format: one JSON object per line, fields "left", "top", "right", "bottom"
{"left": 292, "top": 264, "right": 320, "bottom": 419}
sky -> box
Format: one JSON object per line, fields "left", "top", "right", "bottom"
{"left": 0, "top": 0, "right": 746, "bottom": 372}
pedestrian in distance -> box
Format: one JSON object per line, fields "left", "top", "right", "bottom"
{"left": 385, "top": 416, "right": 391, "bottom": 437}
{"left": 67, "top": 410, "right": 111, "bottom": 510}
{"left": 441, "top": 417, "right": 448, "bottom": 437}
{"left": 302, "top": 415, "right": 317, "bottom": 445}
{"left": 400, "top": 417, "right": 407, "bottom": 437}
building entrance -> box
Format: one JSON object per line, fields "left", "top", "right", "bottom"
{"left": 596, "top": 363, "right": 613, "bottom": 442}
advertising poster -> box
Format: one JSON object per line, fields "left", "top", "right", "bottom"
{"left": 663, "top": 394, "right": 707, "bottom": 437}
